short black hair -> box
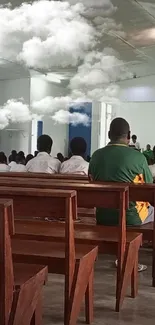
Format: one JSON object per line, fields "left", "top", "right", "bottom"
{"left": 132, "top": 134, "right": 137, "bottom": 140}
{"left": 109, "top": 118, "right": 130, "bottom": 141}
{"left": 16, "top": 154, "right": 25, "bottom": 165}
{"left": 18, "top": 151, "right": 25, "bottom": 158}
{"left": 0, "top": 152, "right": 7, "bottom": 164}
{"left": 9, "top": 150, "right": 17, "bottom": 163}
{"left": 70, "top": 137, "right": 87, "bottom": 156}
{"left": 37, "top": 134, "right": 53, "bottom": 153}
{"left": 25, "top": 154, "right": 34, "bottom": 164}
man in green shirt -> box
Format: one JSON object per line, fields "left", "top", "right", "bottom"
{"left": 89, "top": 118, "right": 153, "bottom": 226}
{"left": 143, "top": 144, "right": 154, "bottom": 164}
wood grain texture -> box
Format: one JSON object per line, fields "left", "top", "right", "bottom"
{"left": 0, "top": 199, "right": 48, "bottom": 325}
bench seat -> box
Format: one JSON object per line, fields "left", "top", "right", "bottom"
{"left": 14, "top": 220, "right": 142, "bottom": 254}
{"left": 14, "top": 263, "right": 47, "bottom": 288}
{"left": 12, "top": 239, "right": 97, "bottom": 275}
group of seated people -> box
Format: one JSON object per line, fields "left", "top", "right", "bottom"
{"left": 0, "top": 136, "right": 89, "bottom": 174}
{"left": 0, "top": 117, "right": 154, "bottom": 272}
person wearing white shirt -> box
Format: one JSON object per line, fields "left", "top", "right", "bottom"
{"left": 130, "top": 134, "right": 140, "bottom": 150}
{"left": 0, "top": 152, "right": 10, "bottom": 172}
{"left": 26, "top": 134, "right": 60, "bottom": 173}
{"left": 149, "top": 164, "right": 155, "bottom": 178}
{"left": 8, "top": 150, "right": 17, "bottom": 168}
{"left": 10, "top": 153, "right": 26, "bottom": 172}
{"left": 60, "top": 137, "right": 89, "bottom": 175}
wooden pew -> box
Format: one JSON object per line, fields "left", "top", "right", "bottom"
{"left": 0, "top": 171, "right": 88, "bottom": 181}
{"left": 0, "top": 184, "right": 142, "bottom": 311}
{"left": 6, "top": 188, "right": 98, "bottom": 325}
{"left": 0, "top": 199, "right": 48, "bottom": 325}
{"left": 0, "top": 176, "right": 154, "bottom": 284}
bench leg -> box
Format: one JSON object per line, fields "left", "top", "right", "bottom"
{"left": 66, "top": 249, "right": 97, "bottom": 325}
{"left": 31, "top": 294, "right": 42, "bottom": 325}
{"left": 116, "top": 241, "right": 138, "bottom": 312}
{"left": 131, "top": 252, "right": 138, "bottom": 298}
{"left": 152, "top": 249, "right": 155, "bottom": 287}
{"left": 85, "top": 269, "right": 94, "bottom": 324}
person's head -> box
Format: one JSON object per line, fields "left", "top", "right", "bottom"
{"left": 34, "top": 150, "right": 39, "bottom": 157}
{"left": 0, "top": 152, "right": 7, "bottom": 164}
{"left": 87, "top": 155, "right": 91, "bottom": 162}
{"left": 25, "top": 154, "right": 34, "bottom": 165}
{"left": 9, "top": 150, "right": 17, "bottom": 163}
{"left": 146, "top": 144, "right": 151, "bottom": 151}
{"left": 11, "top": 150, "right": 17, "bottom": 156}
{"left": 16, "top": 153, "right": 25, "bottom": 165}
{"left": 132, "top": 134, "right": 137, "bottom": 144}
{"left": 18, "top": 151, "right": 25, "bottom": 159}
{"left": 57, "top": 152, "right": 64, "bottom": 163}
{"left": 70, "top": 137, "right": 87, "bottom": 157}
{"left": 37, "top": 134, "right": 53, "bottom": 154}
{"left": 108, "top": 118, "right": 130, "bottom": 144}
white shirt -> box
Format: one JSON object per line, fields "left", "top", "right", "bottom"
{"left": 10, "top": 163, "right": 26, "bottom": 172}
{"left": 26, "top": 152, "right": 60, "bottom": 174}
{"left": 60, "top": 155, "right": 89, "bottom": 175}
{"left": 130, "top": 141, "right": 140, "bottom": 150}
{"left": 0, "top": 164, "right": 10, "bottom": 172}
{"left": 9, "top": 161, "right": 17, "bottom": 168}
{"left": 149, "top": 165, "right": 155, "bottom": 178}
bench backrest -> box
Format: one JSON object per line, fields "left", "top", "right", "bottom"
{"left": 0, "top": 199, "right": 14, "bottom": 325}
{"left": 0, "top": 172, "right": 88, "bottom": 181}
{"left": 0, "top": 183, "right": 128, "bottom": 274}
{"left": 0, "top": 189, "right": 76, "bottom": 309}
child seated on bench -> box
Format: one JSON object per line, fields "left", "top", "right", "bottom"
{"left": 26, "top": 134, "right": 60, "bottom": 173}
{"left": 60, "top": 137, "right": 89, "bottom": 175}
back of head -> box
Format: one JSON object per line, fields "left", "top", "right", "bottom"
{"left": 37, "top": 134, "right": 53, "bottom": 154}
{"left": 9, "top": 150, "right": 17, "bottom": 163}
{"left": 70, "top": 137, "right": 87, "bottom": 156}
{"left": 109, "top": 118, "right": 130, "bottom": 143}
{"left": 16, "top": 153, "right": 25, "bottom": 165}
{"left": 132, "top": 134, "right": 137, "bottom": 143}
{"left": 0, "top": 152, "right": 7, "bottom": 164}
{"left": 18, "top": 151, "right": 25, "bottom": 159}
{"left": 57, "top": 152, "right": 64, "bottom": 163}
{"left": 25, "top": 154, "right": 34, "bottom": 164}
{"left": 146, "top": 144, "right": 151, "bottom": 151}
{"left": 34, "top": 150, "right": 39, "bottom": 157}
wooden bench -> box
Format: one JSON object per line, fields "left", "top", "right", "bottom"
{"left": 2, "top": 177, "right": 154, "bottom": 284}
{"left": 0, "top": 184, "right": 141, "bottom": 311}
{"left": 0, "top": 171, "right": 88, "bottom": 181}
{"left": 7, "top": 188, "right": 98, "bottom": 325}
{"left": 0, "top": 199, "right": 48, "bottom": 325}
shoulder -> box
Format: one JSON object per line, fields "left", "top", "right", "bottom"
{"left": 91, "top": 148, "right": 105, "bottom": 159}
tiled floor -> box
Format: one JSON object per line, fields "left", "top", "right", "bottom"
{"left": 43, "top": 249, "right": 155, "bottom": 325}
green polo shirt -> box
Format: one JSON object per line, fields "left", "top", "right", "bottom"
{"left": 143, "top": 150, "right": 154, "bottom": 161}
{"left": 89, "top": 143, "right": 153, "bottom": 226}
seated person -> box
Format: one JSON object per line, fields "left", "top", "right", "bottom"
{"left": 143, "top": 144, "right": 154, "bottom": 164}
{"left": 0, "top": 152, "right": 10, "bottom": 172}
{"left": 26, "top": 134, "right": 60, "bottom": 173}
{"left": 25, "top": 154, "right": 34, "bottom": 165}
{"left": 57, "top": 152, "right": 64, "bottom": 163}
{"left": 60, "top": 137, "right": 89, "bottom": 175}
{"left": 8, "top": 150, "right": 17, "bottom": 168}
{"left": 10, "top": 153, "right": 26, "bottom": 172}
{"left": 89, "top": 118, "right": 153, "bottom": 272}
{"left": 130, "top": 134, "right": 140, "bottom": 150}
{"left": 89, "top": 117, "right": 153, "bottom": 226}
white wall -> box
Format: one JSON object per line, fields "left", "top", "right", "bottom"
{"left": 113, "top": 75, "right": 155, "bottom": 150}
{"left": 119, "top": 75, "right": 155, "bottom": 102}
{"left": 30, "top": 77, "right": 68, "bottom": 156}
{"left": 0, "top": 78, "right": 31, "bottom": 157}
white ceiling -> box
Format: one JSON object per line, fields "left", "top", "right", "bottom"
{"left": 0, "top": 0, "right": 155, "bottom": 81}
